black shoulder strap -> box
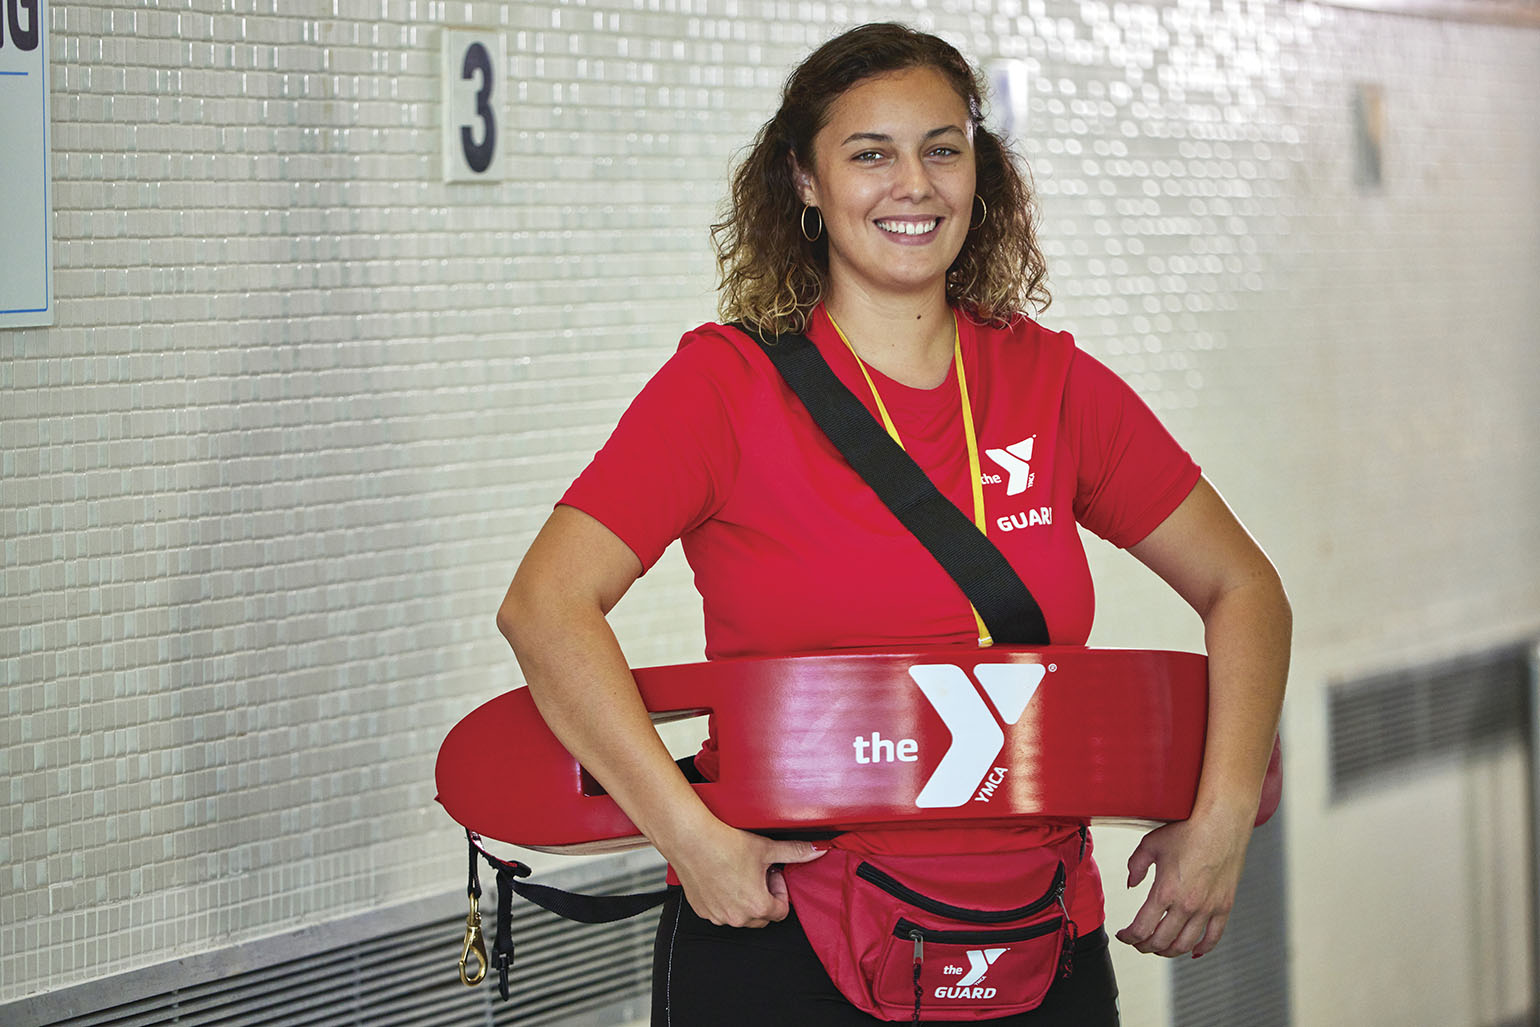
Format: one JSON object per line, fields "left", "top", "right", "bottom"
{"left": 742, "top": 325, "right": 1050, "bottom": 647}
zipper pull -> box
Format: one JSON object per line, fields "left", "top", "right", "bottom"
{"left": 1056, "top": 895, "right": 1078, "bottom": 980}
{"left": 910, "top": 928, "right": 924, "bottom": 1026}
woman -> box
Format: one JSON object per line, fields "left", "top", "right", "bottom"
{"left": 499, "top": 22, "right": 1288, "bottom": 1025}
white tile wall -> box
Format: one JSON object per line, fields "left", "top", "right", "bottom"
{"left": 3, "top": 0, "right": 1538, "bottom": 1022}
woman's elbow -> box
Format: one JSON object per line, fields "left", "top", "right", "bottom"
{"left": 1258, "top": 560, "right": 1292, "bottom": 630}
{"left": 493, "top": 507, "right": 642, "bottom": 654}
{"left": 495, "top": 593, "right": 519, "bottom": 648}
{"left": 496, "top": 574, "right": 543, "bottom": 652}
{"left": 1238, "top": 564, "right": 1293, "bottom": 656}
{"left": 1203, "top": 557, "right": 1291, "bottom": 636}
{"left": 496, "top": 565, "right": 608, "bottom": 655}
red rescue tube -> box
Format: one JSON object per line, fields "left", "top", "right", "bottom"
{"left": 436, "top": 647, "right": 1279, "bottom": 854}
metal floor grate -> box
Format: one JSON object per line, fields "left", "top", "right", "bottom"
{"left": 8, "top": 853, "right": 666, "bottom": 1027}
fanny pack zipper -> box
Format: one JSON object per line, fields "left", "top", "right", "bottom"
{"left": 894, "top": 916, "right": 1064, "bottom": 945}
{"left": 857, "top": 862, "right": 1066, "bottom": 924}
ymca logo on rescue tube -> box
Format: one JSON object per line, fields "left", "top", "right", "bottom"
{"left": 908, "top": 663, "right": 1047, "bottom": 808}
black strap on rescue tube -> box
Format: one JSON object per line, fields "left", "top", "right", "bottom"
{"left": 465, "top": 830, "right": 672, "bottom": 1000}
{"left": 739, "top": 324, "right": 1050, "bottom": 647}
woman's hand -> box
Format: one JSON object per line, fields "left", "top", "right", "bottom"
{"left": 667, "top": 820, "right": 827, "bottom": 928}
{"left": 1115, "top": 803, "right": 1254, "bottom": 957}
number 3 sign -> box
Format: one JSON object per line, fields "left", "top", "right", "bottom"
{"left": 442, "top": 30, "right": 506, "bottom": 182}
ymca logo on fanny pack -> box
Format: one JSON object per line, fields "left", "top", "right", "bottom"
{"left": 958, "top": 946, "right": 1008, "bottom": 986}
{"left": 935, "top": 947, "right": 1010, "bottom": 999}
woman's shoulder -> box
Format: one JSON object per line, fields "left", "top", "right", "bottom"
{"left": 969, "top": 310, "right": 1079, "bottom": 374}
{"left": 650, "top": 321, "right": 771, "bottom": 395}
{"left": 676, "top": 320, "right": 775, "bottom": 364}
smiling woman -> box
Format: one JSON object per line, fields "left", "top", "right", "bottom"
{"left": 712, "top": 23, "right": 1049, "bottom": 351}
{"left": 497, "top": 20, "right": 1289, "bottom": 1027}
{"left": 794, "top": 68, "right": 976, "bottom": 301}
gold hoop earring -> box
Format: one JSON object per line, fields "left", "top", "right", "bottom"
{"left": 800, "top": 204, "right": 824, "bottom": 242}
{"left": 970, "top": 195, "right": 988, "bottom": 231}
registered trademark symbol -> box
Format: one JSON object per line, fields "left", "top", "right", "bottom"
{"left": 1047, "top": 664, "right": 1057, "bottom": 672}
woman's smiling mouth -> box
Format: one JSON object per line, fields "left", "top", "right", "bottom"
{"left": 875, "top": 217, "right": 941, "bottom": 237}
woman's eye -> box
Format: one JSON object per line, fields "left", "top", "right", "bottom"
{"left": 929, "top": 146, "right": 960, "bottom": 158}
{"left": 852, "top": 150, "right": 884, "bottom": 163}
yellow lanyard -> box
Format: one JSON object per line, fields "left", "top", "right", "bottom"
{"left": 827, "top": 311, "right": 994, "bottom": 647}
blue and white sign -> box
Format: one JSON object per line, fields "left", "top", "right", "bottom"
{"left": 1, "top": 0, "right": 52, "bottom": 328}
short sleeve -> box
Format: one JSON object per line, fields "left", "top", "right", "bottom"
{"left": 1064, "top": 349, "right": 1201, "bottom": 548}
{"left": 559, "top": 331, "right": 747, "bottom": 572}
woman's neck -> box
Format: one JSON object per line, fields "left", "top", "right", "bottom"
{"left": 824, "top": 288, "right": 956, "bottom": 390}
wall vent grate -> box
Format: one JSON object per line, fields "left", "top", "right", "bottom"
{"left": 1329, "top": 645, "right": 1530, "bottom": 800}
{"left": 1170, "top": 806, "right": 1291, "bottom": 1026}
{"left": 15, "top": 855, "right": 665, "bottom": 1027}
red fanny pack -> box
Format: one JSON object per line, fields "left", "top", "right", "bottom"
{"left": 782, "top": 829, "right": 1085, "bottom": 1023}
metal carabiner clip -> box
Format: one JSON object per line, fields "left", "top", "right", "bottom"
{"left": 460, "top": 893, "right": 488, "bottom": 986}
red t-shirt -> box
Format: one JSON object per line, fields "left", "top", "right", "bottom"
{"left": 561, "top": 305, "right": 1200, "bottom": 931}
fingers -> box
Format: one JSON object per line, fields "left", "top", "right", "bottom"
{"left": 1125, "top": 840, "right": 1157, "bottom": 888}
{"left": 1116, "top": 903, "right": 1190, "bottom": 956}
{"left": 1114, "top": 893, "right": 1167, "bottom": 951}
{"left": 763, "top": 841, "right": 826, "bottom": 919}
{"left": 680, "top": 834, "right": 817, "bottom": 928}
{"left": 764, "top": 866, "right": 791, "bottom": 922}
{"left": 1191, "top": 913, "right": 1228, "bottom": 958}
{"left": 773, "top": 840, "right": 830, "bottom": 864}
{"left": 1117, "top": 893, "right": 1232, "bottom": 958}
{"left": 1117, "top": 834, "right": 1230, "bottom": 957}
{"left": 1162, "top": 913, "right": 1211, "bottom": 958}
{"left": 688, "top": 887, "right": 782, "bottom": 929}
{"left": 766, "top": 864, "right": 789, "bottom": 903}
{"left": 1117, "top": 816, "right": 1247, "bottom": 958}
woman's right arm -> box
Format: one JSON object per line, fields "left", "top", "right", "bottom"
{"left": 497, "top": 504, "right": 824, "bottom": 928}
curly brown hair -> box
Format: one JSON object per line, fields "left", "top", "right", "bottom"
{"left": 712, "top": 23, "right": 1050, "bottom": 335}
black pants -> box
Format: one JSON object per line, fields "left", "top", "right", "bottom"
{"left": 651, "top": 888, "right": 1119, "bottom": 1026}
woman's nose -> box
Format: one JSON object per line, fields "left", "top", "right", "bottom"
{"left": 891, "top": 154, "right": 932, "bottom": 200}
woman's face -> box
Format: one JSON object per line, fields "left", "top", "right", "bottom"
{"left": 796, "top": 66, "right": 977, "bottom": 306}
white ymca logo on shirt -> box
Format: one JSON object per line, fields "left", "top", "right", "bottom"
{"left": 983, "top": 435, "right": 1051, "bottom": 531}
{"left": 983, "top": 436, "right": 1035, "bottom": 495}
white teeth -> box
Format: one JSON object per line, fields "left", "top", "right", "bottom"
{"left": 877, "top": 219, "right": 938, "bottom": 236}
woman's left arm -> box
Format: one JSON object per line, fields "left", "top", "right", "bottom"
{"left": 1115, "top": 475, "right": 1291, "bottom": 958}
